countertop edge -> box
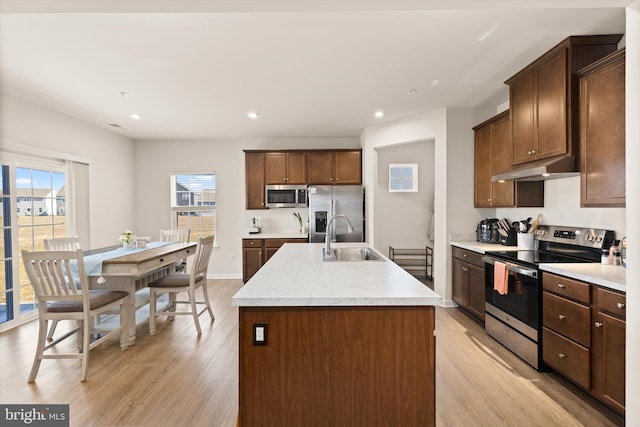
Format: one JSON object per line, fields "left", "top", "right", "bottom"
{"left": 231, "top": 296, "right": 443, "bottom": 307}
{"left": 539, "top": 264, "right": 626, "bottom": 293}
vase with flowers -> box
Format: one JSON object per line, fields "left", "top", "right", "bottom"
{"left": 293, "top": 212, "right": 304, "bottom": 234}
{"left": 119, "top": 230, "right": 136, "bottom": 248}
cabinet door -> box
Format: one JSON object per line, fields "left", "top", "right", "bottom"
{"left": 467, "top": 263, "right": 485, "bottom": 320}
{"left": 592, "top": 312, "right": 625, "bottom": 414}
{"left": 580, "top": 53, "right": 625, "bottom": 207}
{"left": 334, "top": 151, "right": 361, "bottom": 184}
{"left": 265, "top": 152, "right": 288, "bottom": 184}
{"left": 286, "top": 152, "right": 308, "bottom": 184}
{"left": 510, "top": 73, "right": 536, "bottom": 165}
{"left": 243, "top": 247, "right": 263, "bottom": 283}
{"left": 491, "top": 114, "right": 515, "bottom": 207}
{"left": 536, "top": 49, "right": 567, "bottom": 160}
{"left": 308, "top": 151, "right": 335, "bottom": 184}
{"left": 474, "top": 124, "right": 493, "bottom": 207}
{"left": 246, "top": 152, "right": 266, "bottom": 209}
{"left": 452, "top": 258, "right": 469, "bottom": 307}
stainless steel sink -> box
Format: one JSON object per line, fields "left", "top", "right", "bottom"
{"left": 322, "top": 247, "right": 385, "bottom": 262}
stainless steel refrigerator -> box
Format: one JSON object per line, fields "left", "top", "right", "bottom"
{"left": 308, "top": 185, "right": 365, "bottom": 243}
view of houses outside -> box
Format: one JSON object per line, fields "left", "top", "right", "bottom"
{"left": 173, "top": 174, "right": 216, "bottom": 241}
{"left": 0, "top": 166, "right": 66, "bottom": 324}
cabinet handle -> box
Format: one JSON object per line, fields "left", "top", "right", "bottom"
{"left": 463, "top": 253, "right": 467, "bottom": 258}
{"left": 531, "top": 150, "right": 536, "bottom": 154}
{"left": 557, "top": 283, "right": 565, "bottom": 289}
{"left": 558, "top": 353, "right": 566, "bottom": 359}
{"left": 595, "top": 322, "right": 603, "bottom": 328}
{"left": 617, "top": 302, "right": 625, "bottom": 309}
{"left": 462, "top": 267, "right": 468, "bottom": 272}
{"left": 558, "top": 314, "right": 566, "bottom": 320}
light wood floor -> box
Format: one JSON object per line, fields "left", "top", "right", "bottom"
{"left": 0, "top": 279, "right": 622, "bottom": 426}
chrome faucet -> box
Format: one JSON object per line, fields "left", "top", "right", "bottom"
{"left": 324, "top": 214, "right": 354, "bottom": 257}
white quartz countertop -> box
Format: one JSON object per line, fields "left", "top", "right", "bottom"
{"left": 231, "top": 242, "right": 442, "bottom": 307}
{"left": 540, "top": 264, "right": 626, "bottom": 293}
{"left": 450, "top": 241, "right": 626, "bottom": 293}
{"left": 242, "top": 230, "right": 308, "bottom": 240}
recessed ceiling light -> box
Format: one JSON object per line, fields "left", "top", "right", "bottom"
{"left": 130, "top": 113, "right": 142, "bottom": 120}
{"left": 247, "top": 111, "right": 260, "bottom": 119}
{"left": 374, "top": 111, "right": 384, "bottom": 118}
{"left": 408, "top": 89, "right": 417, "bottom": 94}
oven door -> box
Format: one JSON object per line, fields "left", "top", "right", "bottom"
{"left": 483, "top": 256, "right": 539, "bottom": 330}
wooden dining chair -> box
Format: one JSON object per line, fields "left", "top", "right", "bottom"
{"left": 43, "top": 237, "right": 82, "bottom": 341}
{"left": 160, "top": 229, "right": 190, "bottom": 272}
{"left": 22, "top": 249, "right": 129, "bottom": 382}
{"left": 148, "top": 235, "right": 215, "bottom": 336}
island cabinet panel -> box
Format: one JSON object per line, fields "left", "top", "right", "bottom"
{"left": 238, "top": 306, "right": 436, "bottom": 426}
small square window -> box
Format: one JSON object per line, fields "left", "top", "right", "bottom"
{"left": 389, "top": 163, "right": 418, "bottom": 192}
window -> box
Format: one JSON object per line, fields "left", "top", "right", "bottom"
{"left": 1, "top": 161, "right": 67, "bottom": 328}
{"left": 389, "top": 163, "right": 418, "bottom": 192}
{"left": 171, "top": 174, "right": 216, "bottom": 241}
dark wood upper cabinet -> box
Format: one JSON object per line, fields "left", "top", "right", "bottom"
{"left": 578, "top": 48, "right": 626, "bottom": 207}
{"left": 506, "top": 35, "right": 622, "bottom": 166}
{"left": 265, "top": 152, "right": 307, "bottom": 184}
{"left": 473, "top": 111, "right": 542, "bottom": 208}
{"left": 308, "top": 150, "right": 361, "bottom": 185}
{"left": 245, "top": 151, "right": 265, "bottom": 209}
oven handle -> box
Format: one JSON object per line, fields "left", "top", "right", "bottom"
{"left": 482, "top": 256, "right": 538, "bottom": 279}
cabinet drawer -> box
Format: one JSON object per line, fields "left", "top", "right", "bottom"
{"left": 451, "top": 247, "right": 484, "bottom": 268}
{"left": 243, "top": 239, "right": 263, "bottom": 248}
{"left": 543, "top": 327, "right": 590, "bottom": 390}
{"left": 543, "top": 272, "right": 590, "bottom": 304}
{"left": 543, "top": 291, "right": 590, "bottom": 347}
{"left": 596, "top": 287, "right": 626, "bottom": 320}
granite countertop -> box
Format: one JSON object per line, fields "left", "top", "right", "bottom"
{"left": 450, "top": 240, "right": 626, "bottom": 292}
{"left": 231, "top": 242, "right": 442, "bottom": 307}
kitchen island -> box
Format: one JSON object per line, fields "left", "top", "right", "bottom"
{"left": 232, "top": 242, "right": 441, "bottom": 426}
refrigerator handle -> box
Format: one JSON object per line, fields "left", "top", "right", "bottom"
{"left": 331, "top": 199, "right": 336, "bottom": 242}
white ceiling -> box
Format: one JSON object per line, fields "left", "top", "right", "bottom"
{"left": 0, "top": 1, "right": 629, "bottom": 140}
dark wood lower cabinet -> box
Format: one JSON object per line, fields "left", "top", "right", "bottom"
{"left": 242, "top": 238, "right": 307, "bottom": 282}
{"left": 542, "top": 272, "right": 625, "bottom": 416}
{"left": 238, "top": 306, "right": 436, "bottom": 426}
{"left": 451, "top": 247, "right": 485, "bottom": 321}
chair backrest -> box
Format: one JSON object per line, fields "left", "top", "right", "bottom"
{"left": 44, "top": 237, "right": 81, "bottom": 251}
{"left": 160, "top": 229, "right": 190, "bottom": 243}
{"left": 192, "top": 235, "right": 214, "bottom": 278}
{"left": 22, "top": 249, "right": 89, "bottom": 305}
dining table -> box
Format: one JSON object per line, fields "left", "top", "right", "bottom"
{"left": 84, "top": 241, "right": 197, "bottom": 344}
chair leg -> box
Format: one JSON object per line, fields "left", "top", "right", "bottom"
{"left": 119, "top": 302, "right": 129, "bottom": 350}
{"left": 201, "top": 282, "right": 215, "bottom": 321}
{"left": 46, "top": 320, "right": 58, "bottom": 341}
{"left": 28, "top": 314, "right": 48, "bottom": 383}
{"left": 80, "top": 314, "right": 91, "bottom": 382}
{"left": 189, "top": 288, "right": 202, "bottom": 335}
{"left": 167, "top": 291, "right": 176, "bottom": 322}
{"left": 149, "top": 288, "right": 157, "bottom": 336}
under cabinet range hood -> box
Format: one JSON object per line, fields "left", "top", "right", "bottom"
{"left": 491, "top": 155, "right": 579, "bottom": 182}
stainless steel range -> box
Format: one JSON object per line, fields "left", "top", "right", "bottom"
{"left": 482, "top": 225, "right": 614, "bottom": 370}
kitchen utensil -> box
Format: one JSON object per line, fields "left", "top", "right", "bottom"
{"left": 528, "top": 214, "right": 542, "bottom": 234}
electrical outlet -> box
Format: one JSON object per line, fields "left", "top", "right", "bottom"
{"left": 253, "top": 323, "right": 268, "bottom": 346}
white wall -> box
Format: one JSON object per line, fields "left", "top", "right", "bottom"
{"left": 496, "top": 177, "right": 626, "bottom": 237}
{"left": 0, "top": 92, "right": 136, "bottom": 248}
{"left": 625, "top": 1, "right": 640, "bottom": 423}
{"left": 374, "top": 140, "right": 435, "bottom": 256}
{"left": 361, "top": 108, "right": 493, "bottom": 304}
{"left": 134, "top": 137, "right": 360, "bottom": 278}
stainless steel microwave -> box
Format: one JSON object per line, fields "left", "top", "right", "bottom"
{"left": 265, "top": 185, "right": 307, "bottom": 208}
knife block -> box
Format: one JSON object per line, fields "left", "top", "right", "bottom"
{"left": 500, "top": 228, "right": 518, "bottom": 246}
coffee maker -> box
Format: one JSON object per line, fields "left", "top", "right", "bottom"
{"left": 476, "top": 219, "right": 500, "bottom": 243}
{"left": 249, "top": 217, "right": 262, "bottom": 234}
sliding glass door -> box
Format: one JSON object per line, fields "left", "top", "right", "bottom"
{"left": 0, "top": 158, "right": 67, "bottom": 330}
